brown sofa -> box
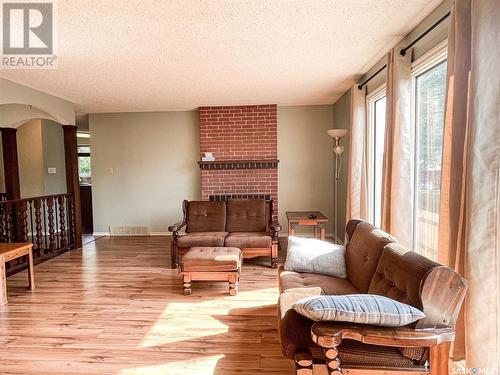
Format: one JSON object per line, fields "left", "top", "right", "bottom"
{"left": 169, "top": 199, "right": 281, "bottom": 269}
{"left": 278, "top": 219, "right": 467, "bottom": 375}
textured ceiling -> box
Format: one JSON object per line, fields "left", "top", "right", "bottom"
{"left": 0, "top": 0, "right": 442, "bottom": 113}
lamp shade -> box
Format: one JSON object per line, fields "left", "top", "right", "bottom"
{"left": 327, "top": 129, "right": 348, "bottom": 139}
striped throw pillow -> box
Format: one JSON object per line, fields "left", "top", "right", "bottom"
{"left": 293, "top": 294, "right": 425, "bottom": 327}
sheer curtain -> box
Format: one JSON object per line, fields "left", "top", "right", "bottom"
{"left": 380, "top": 49, "right": 413, "bottom": 248}
{"left": 438, "top": 0, "right": 500, "bottom": 368}
{"left": 345, "top": 85, "right": 368, "bottom": 222}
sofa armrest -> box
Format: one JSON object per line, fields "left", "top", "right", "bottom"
{"left": 168, "top": 221, "right": 186, "bottom": 233}
{"left": 270, "top": 222, "right": 282, "bottom": 233}
{"left": 311, "top": 322, "right": 455, "bottom": 348}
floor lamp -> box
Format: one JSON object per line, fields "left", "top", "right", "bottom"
{"left": 327, "top": 128, "right": 348, "bottom": 243}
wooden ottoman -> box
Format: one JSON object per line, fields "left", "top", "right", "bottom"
{"left": 180, "top": 247, "right": 242, "bottom": 296}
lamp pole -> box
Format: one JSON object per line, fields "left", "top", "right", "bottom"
{"left": 327, "top": 129, "right": 347, "bottom": 244}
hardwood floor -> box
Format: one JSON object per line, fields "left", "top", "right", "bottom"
{"left": 0, "top": 237, "right": 293, "bottom": 374}
{"left": 0, "top": 236, "right": 466, "bottom": 374}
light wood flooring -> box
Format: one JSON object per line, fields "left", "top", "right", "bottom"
{"left": 0, "top": 236, "right": 466, "bottom": 374}
{"left": 0, "top": 237, "right": 292, "bottom": 374}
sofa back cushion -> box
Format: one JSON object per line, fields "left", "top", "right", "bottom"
{"left": 186, "top": 201, "right": 226, "bottom": 233}
{"left": 368, "top": 243, "right": 440, "bottom": 308}
{"left": 226, "top": 199, "right": 267, "bottom": 232}
{"left": 345, "top": 221, "right": 395, "bottom": 292}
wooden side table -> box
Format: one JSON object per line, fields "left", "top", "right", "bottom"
{"left": 0, "top": 243, "right": 35, "bottom": 305}
{"left": 286, "top": 211, "right": 328, "bottom": 240}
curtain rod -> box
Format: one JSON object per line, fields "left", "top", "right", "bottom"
{"left": 357, "top": 65, "right": 386, "bottom": 90}
{"left": 400, "top": 11, "right": 451, "bottom": 56}
{"left": 357, "top": 10, "right": 451, "bottom": 89}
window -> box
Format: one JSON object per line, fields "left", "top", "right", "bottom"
{"left": 366, "top": 85, "right": 387, "bottom": 228}
{"left": 412, "top": 43, "right": 447, "bottom": 260}
{"left": 78, "top": 145, "right": 91, "bottom": 185}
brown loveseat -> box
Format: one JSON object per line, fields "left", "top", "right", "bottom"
{"left": 278, "top": 219, "right": 467, "bottom": 375}
{"left": 169, "top": 199, "right": 281, "bottom": 269}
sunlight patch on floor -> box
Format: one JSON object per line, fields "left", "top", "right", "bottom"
{"left": 119, "top": 355, "right": 224, "bottom": 375}
{"left": 139, "top": 288, "right": 277, "bottom": 348}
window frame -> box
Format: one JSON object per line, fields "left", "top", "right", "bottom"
{"left": 410, "top": 40, "right": 448, "bottom": 252}
{"left": 366, "top": 84, "right": 386, "bottom": 227}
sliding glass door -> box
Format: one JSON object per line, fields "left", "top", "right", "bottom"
{"left": 413, "top": 59, "right": 447, "bottom": 260}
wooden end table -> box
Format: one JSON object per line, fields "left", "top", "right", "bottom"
{"left": 0, "top": 243, "right": 35, "bottom": 305}
{"left": 286, "top": 211, "right": 328, "bottom": 240}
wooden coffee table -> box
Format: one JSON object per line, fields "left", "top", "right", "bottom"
{"left": 0, "top": 243, "right": 35, "bottom": 305}
{"left": 286, "top": 211, "right": 328, "bottom": 240}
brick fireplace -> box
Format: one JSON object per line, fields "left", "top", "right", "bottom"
{"left": 198, "top": 105, "right": 278, "bottom": 219}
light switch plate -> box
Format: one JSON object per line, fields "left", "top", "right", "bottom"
{"left": 48, "top": 167, "right": 57, "bottom": 174}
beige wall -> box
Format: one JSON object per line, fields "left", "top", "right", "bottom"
{"left": 15, "top": 119, "right": 67, "bottom": 198}
{"left": 17, "top": 120, "right": 44, "bottom": 198}
{"left": 42, "top": 120, "right": 67, "bottom": 195}
{"left": 278, "top": 105, "right": 335, "bottom": 236}
{"left": 90, "top": 111, "right": 200, "bottom": 233}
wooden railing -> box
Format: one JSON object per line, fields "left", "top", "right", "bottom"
{"left": 0, "top": 193, "right": 76, "bottom": 274}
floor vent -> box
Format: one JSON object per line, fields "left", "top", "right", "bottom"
{"left": 109, "top": 225, "right": 151, "bottom": 236}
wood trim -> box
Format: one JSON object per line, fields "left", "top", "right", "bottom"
{"left": 63, "top": 125, "right": 82, "bottom": 248}
{"left": 181, "top": 270, "right": 239, "bottom": 296}
{"left": 338, "top": 368, "right": 427, "bottom": 375}
{"left": 0, "top": 128, "right": 20, "bottom": 200}
{"left": 416, "top": 266, "right": 467, "bottom": 329}
{"left": 241, "top": 247, "right": 272, "bottom": 258}
{"left": 0, "top": 192, "right": 73, "bottom": 204}
{"left": 311, "top": 323, "right": 455, "bottom": 348}
{"left": 429, "top": 342, "right": 450, "bottom": 375}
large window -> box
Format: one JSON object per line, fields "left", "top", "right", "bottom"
{"left": 366, "top": 86, "right": 386, "bottom": 228}
{"left": 364, "top": 43, "right": 447, "bottom": 261}
{"left": 412, "top": 48, "right": 447, "bottom": 260}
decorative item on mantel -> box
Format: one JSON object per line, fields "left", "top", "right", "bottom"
{"left": 201, "top": 152, "right": 215, "bottom": 162}
{"left": 327, "top": 128, "right": 348, "bottom": 243}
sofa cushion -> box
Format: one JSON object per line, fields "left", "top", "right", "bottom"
{"left": 292, "top": 294, "right": 425, "bottom": 326}
{"left": 284, "top": 236, "right": 347, "bottom": 278}
{"left": 338, "top": 340, "right": 418, "bottom": 368}
{"left": 346, "top": 222, "right": 396, "bottom": 292}
{"left": 186, "top": 201, "right": 226, "bottom": 233}
{"left": 368, "top": 243, "right": 439, "bottom": 308}
{"left": 177, "top": 232, "right": 228, "bottom": 248}
{"left": 279, "top": 267, "right": 359, "bottom": 295}
{"left": 180, "top": 247, "right": 242, "bottom": 272}
{"left": 224, "top": 232, "right": 272, "bottom": 248}
{"left": 226, "top": 199, "right": 267, "bottom": 232}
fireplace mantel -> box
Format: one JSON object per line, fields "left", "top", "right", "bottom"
{"left": 198, "top": 159, "right": 279, "bottom": 170}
